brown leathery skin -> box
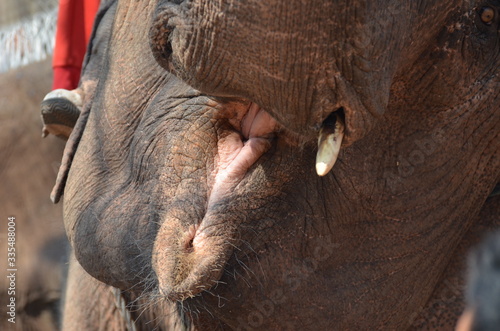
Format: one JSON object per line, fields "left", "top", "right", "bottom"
{"left": 59, "top": 0, "right": 500, "bottom": 330}
{"left": 62, "top": 253, "right": 191, "bottom": 330}
{"left": 150, "top": 0, "right": 466, "bottom": 146}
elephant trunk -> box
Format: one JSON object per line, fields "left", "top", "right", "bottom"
{"left": 153, "top": 211, "right": 237, "bottom": 300}
{"left": 153, "top": 101, "right": 277, "bottom": 300}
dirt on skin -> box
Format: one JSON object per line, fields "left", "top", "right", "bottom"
{"left": 0, "top": 59, "right": 67, "bottom": 331}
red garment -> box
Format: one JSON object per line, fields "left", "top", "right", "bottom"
{"left": 52, "top": 0, "right": 100, "bottom": 90}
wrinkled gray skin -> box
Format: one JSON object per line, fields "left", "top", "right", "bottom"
{"left": 54, "top": 0, "right": 500, "bottom": 330}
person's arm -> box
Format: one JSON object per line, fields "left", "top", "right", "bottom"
{"left": 52, "top": 0, "right": 100, "bottom": 90}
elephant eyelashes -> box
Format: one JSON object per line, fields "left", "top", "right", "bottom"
{"left": 479, "top": 6, "right": 495, "bottom": 25}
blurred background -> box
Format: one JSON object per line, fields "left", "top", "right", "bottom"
{"left": 0, "top": 0, "right": 67, "bottom": 330}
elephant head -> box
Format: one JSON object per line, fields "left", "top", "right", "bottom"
{"left": 53, "top": 0, "right": 499, "bottom": 329}
{"left": 149, "top": 1, "right": 500, "bottom": 146}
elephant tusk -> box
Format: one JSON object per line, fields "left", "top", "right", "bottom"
{"left": 315, "top": 112, "right": 344, "bottom": 176}
{"left": 43, "top": 88, "right": 83, "bottom": 107}
{"left": 40, "top": 89, "right": 82, "bottom": 140}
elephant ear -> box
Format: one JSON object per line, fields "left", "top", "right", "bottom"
{"left": 50, "top": 103, "right": 90, "bottom": 203}
{"left": 48, "top": 0, "right": 118, "bottom": 203}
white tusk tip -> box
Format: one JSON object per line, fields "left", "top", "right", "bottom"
{"left": 315, "top": 113, "right": 345, "bottom": 177}
{"left": 315, "top": 162, "right": 330, "bottom": 176}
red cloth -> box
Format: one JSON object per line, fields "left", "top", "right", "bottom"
{"left": 52, "top": 0, "right": 101, "bottom": 90}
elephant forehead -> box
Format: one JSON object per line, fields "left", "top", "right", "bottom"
{"left": 150, "top": 0, "right": 458, "bottom": 145}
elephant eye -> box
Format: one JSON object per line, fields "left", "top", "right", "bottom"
{"left": 479, "top": 6, "right": 495, "bottom": 25}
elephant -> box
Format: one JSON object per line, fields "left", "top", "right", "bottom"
{"left": 0, "top": 59, "right": 67, "bottom": 331}
{"left": 42, "top": 0, "right": 500, "bottom": 329}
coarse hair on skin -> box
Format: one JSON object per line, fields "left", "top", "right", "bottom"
{"left": 466, "top": 231, "right": 500, "bottom": 331}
